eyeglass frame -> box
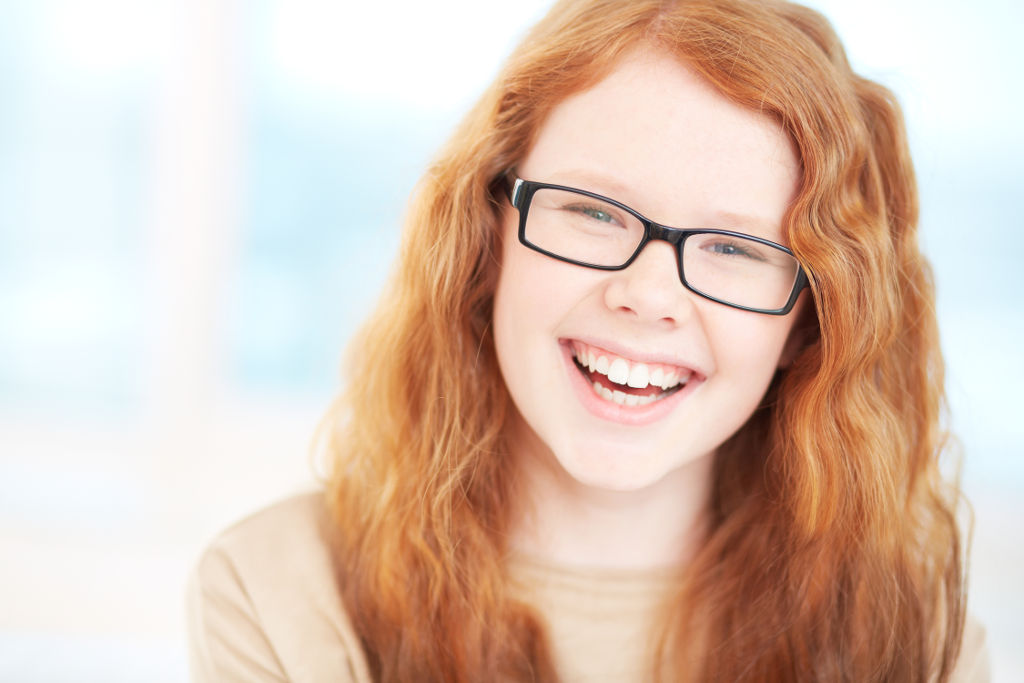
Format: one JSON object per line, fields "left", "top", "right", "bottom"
{"left": 506, "top": 176, "right": 809, "bottom": 315}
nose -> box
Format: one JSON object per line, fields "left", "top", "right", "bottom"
{"left": 602, "top": 240, "right": 696, "bottom": 326}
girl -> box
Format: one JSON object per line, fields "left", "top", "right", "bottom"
{"left": 188, "top": 0, "right": 987, "bottom": 680}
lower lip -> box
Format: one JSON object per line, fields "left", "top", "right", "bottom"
{"left": 559, "top": 341, "right": 701, "bottom": 426}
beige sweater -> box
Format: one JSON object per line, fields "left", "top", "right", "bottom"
{"left": 186, "top": 492, "right": 990, "bottom": 682}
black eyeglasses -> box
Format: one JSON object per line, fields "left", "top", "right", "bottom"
{"left": 507, "top": 177, "right": 808, "bottom": 315}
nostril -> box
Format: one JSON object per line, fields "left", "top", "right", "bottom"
{"left": 616, "top": 303, "right": 637, "bottom": 315}
{"left": 614, "top": 302, "right": 676, "bottom": 323}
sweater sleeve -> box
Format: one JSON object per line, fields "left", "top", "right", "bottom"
{"left": 184, "top": 493, "right": 371, "bottom": 683}
{"left": 186, "top": 543, "right": 288, "bottom": 682}
{"left": 949, "top": 615, "right": 990, "bottom": 683}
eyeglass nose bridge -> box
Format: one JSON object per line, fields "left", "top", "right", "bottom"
{"left": 645, "top": 221, "right": 690, "bottom": 247}
{"left": 624, "top": 220, "right": 692, "bottom": 270}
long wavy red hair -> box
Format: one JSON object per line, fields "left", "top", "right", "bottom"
{"left": 320, "top": 1, "right": 966, "bottom": 680}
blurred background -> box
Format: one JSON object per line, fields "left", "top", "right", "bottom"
{"left": 0, "top": 0, "right": 1020, "bottom": 680}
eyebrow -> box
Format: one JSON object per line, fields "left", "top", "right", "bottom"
{"left": 540, "top": 169, "right": 785, "bottom": 239}
{"left": 707, "top": 210, "right": 783, "bottom": 237}
{"left": 542, "top": 168, "right": 636, "bottom": 199}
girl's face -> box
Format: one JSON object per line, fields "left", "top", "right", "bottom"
{"left": 493, "top": 48, "right": 807, "bottom": 492}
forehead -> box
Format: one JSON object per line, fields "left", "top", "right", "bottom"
{"left": 519, "top": 48, "right": 800, "bottom": 239}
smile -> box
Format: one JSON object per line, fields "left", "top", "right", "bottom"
{"left": 569, "top": 340, "right": 692, "bottom": 407}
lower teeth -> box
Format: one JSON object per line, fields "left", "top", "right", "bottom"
{"left": 591, "top": 381, "right": 662, "bottom": 406}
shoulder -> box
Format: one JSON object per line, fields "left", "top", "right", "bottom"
{"left": 186, "top": 492, "right": 372, "bottom": 683}
{"left": 196, "top": 492, "right": 335, "bottom": 580}
{"left": 949, "top": 614, "right": 991, "bottom": 683}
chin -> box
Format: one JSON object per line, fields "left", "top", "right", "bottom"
{"left": 553, "top": 443, "right": 685, "bottom": 493}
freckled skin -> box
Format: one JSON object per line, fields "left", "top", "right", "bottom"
{"left": 493, "top": 48, "right": 807, "bottom": 494}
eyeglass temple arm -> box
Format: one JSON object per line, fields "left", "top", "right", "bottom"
{"left": 497, "top": 170, "right": 524, "bottom": 206}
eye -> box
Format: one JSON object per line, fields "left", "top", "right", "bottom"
{"left": 579, "top": 206, "right": 613, "bottom": 222}
{"left": 564, "top": 202, "right": 621, "bottom": 226}
{"left": 710, "top": 242, "right": 742, "bottom": 255}
{"left": 703, "top": 239, "right": 766, "bottom": 261}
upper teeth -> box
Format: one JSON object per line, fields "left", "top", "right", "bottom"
{"left": 574, "top": 344, "right": 690, "bottom": 391}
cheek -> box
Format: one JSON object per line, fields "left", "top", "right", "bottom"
{"left": 495, "top": 228, "right": 540, "bottom": 345}
{"left": 494, "top": 223, "right": 590, "bottom": 343}
{"left": 493, "top": 225, "right": 556, "bottom": 382}
{"left": 708, "top": 312, "right": 797, "bottom": 382}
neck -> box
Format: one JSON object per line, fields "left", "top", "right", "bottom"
{"left": 508, "top": 428, "right": 714, "bottom": 572}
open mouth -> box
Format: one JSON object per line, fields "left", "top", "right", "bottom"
{"left": 568, "top": 340, "right": 693, "bottom": 407}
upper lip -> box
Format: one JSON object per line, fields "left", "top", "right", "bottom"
{"left": 561, "top": 337, "right": 707, "bottom": 377}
